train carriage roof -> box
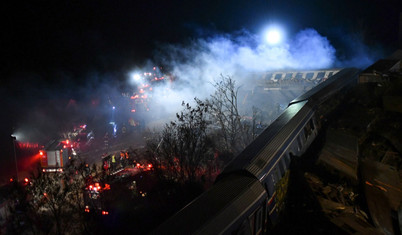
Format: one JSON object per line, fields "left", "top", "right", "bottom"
{"left": 151, "top": 174, "right": 266, "bottom": 235}
{"left": 289, "top": 68, "right": 360, "bottom": 106}
{"left": 221, "top": 100, "right": 309, "bottom": 179}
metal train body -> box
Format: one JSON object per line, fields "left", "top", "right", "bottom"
{"left": 153, "top": 68, "right": 360, "bottom": 235}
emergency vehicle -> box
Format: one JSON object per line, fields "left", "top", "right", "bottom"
{"left": 39, "top": 139, "right": 75, "bottom": 172}
{"left": 83, "top": 182, "right": 111, "bottom": 215}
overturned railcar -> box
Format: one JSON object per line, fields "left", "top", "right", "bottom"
{"left": 152, "top": 68, "right": 360, "bottom": 234}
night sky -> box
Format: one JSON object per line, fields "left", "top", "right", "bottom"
{"left": 2, "top": 0, "right": 401, "bottom": 78}
{"left": 1, "top": 0, "right": 401, "bottom": 181}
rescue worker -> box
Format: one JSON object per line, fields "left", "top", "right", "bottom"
{"left": 111, "top": 154, "right": 116, "bottom": 172}
{"left": 120, "top": 151, "right": 126, "bottom": 168}
{"left": 103, "top": 160, "right": 109, "bottom": 175}
{"left": 125, "top": 151, "right": 130, "bottom": 167}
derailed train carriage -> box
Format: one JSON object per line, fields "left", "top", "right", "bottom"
{"left": 152, "top": 68, "right": 360, "bottom": 234}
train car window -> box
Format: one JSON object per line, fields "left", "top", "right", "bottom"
{"left": 297, "top": 135, "right": 302, "bottom": 151}
{"left": 255, "top": 207, "right": 263, "bottom": 235}
{"left": 265, "top": 73, "right": 273, "bottom": 81}
{"left": 274, "top": 74, "right": 282, "bottom": 80}
{"left": 284, "top": 73, "right": 292, "bottom": 80}
{"left": 270, "top": 171, "right": 277, "bottom": 186}
{"left": 284, "top": 153, "right": 290, "bottom": 167}
{"left": 272, "top": 167, "right": 281, "bottom": 186}
{"left": 281, "top": 158, "right": 287, "bottom": 174}
{"left": 276, "top": 166, "right": 282, "bottom": 181}
{"left": 316, "top": 72, "right": 325, "bottom": 79}
{"left": 309, "top": 118, "right": 315, "bottom": 130}
{"left": 249, "top": 213, "right": 255, "bottom": 235}
{"left": 304, "top": 127, "right": 309, "bottom": 140}
{"left": 304, "top": 120, "right": 313, "bottom": 139}
{"left": 295, "top": 73, "right": 303, "bottom": 80}
{"left": 266, "top": 180, "right": 275, "bottom": 197}
{"left": 328, "top": 72, "right": 333, "bottom": 77}
{"left": 306, "top": 73, "right": 314, "bottom": 80}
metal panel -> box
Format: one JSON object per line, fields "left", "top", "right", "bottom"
{"left": 47, "top": 151, "right": 57, "bottom": 166}
{"left": 247, "top": 103, "right": 313, "bottom": 179}
{"left": 55, "top": 151, "right": 61, "bottom": 167}
{"left": 152, "top": 175, "right": 266, "bottom": 235}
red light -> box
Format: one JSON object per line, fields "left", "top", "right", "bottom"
{"left": 24, "top": 178, "right": 29, "bottom": 183}
{"left": 136, "top": 163, "right": 140, "bottom": 167}
{"left": 89, "top": 185, "right": 93, "bottom": 190}
{"left": 39, "top": 150, "right": 43, "bottom": 156}
{"left": 148, "top": 164, "right": 152, "bottom": 168}
{"left": 63, "top": 145, "right": 66, "bottom": 148}
{"left": 9, "top": 178, "right": 13, "bottom": 182}
{"left": 85, "top": 207, "right": 90, "bottom": 213}
{"left": 44, "top": 193, "right": 47, "bottom": 196}
{"left": 102, "top": 211, "right": 109, "bottom": 215}
{"left": 66, "top": 140, "right": 69, "bottom": 144}
{"left": 131, "top": 109, "right": 136, "bottom": 113}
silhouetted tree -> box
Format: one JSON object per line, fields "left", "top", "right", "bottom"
{"left": 5, "top": 159, "right": 95, "bottom": 235}
{"left": 27, "top": 163, "right": 86, "bottom": 235}
{"left": 146, "top": 98, "right": 214, "bottom": 184}
{"left": 206, "top": 75, "right": 253, "bottom": 156}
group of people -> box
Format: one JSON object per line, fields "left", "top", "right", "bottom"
{"left": 102, "top": 151, "right": 130, "bottom": 175}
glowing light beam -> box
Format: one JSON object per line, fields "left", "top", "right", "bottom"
{"left": 263, "top": 25, "right": 285, "bottom": 45}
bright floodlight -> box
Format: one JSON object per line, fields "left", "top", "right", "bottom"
{"left": 263, "top": 25, "right": 285, "bottom": 45}
{"left": 266, "top": 30, "right": 280, "bottom": 44}
{"left": 132, "top": 73, "right": 141, "bottom": 81}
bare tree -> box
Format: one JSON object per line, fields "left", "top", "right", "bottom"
{"left": 206, "top": 75, "right": 252, "bottom": 155}
{"left": 24, "top": 162, "right": 87, "bottom": 235}
{"left": 146, "top": 98, "right": 214, "bottom": 183}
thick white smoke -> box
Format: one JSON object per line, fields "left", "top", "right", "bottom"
{"left": 150, "top": 28, "right": 336, "bottom": 116}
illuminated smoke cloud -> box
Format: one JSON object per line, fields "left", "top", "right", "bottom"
{"left": 151, "top": 28, "right": 336, "bottom": 113}
{"left": 289, "top": 29, "right": 336, "bottom": 69}
{"left": 8, "top": 28, "right": 345, "bottom": 141}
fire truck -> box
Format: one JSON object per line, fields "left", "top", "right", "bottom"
{"left": 39, "top": 139, "right": 75, "bottom": 172}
